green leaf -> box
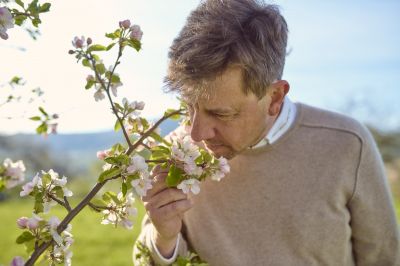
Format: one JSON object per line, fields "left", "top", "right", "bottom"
{"left": 110, "top": 74, "right": 120, "bottom": 83}
{"left": 88, "top": 44, "right": 107, "bottom": 53}
{"left": 82, "top": 58, "right": 91, "bottom": 68}
{"left": 13, "top": 15, "right": 27, "bottom": 26}
{"left": 106, "top": 42, "right": 116, "bottom": 51}
{"left": 126, "top": 39, "right": 141, "bottom": 51}
{"left": 164, "top": 109, "right": 181, "bottom": 120}
{"left": 166, "top": 164, "right": 184, "bottom": 187}
{"left": 114, "top": 119, "right": 122, "bottom": 132}
{"left": 34, "top": 200, "right": 44, "bottom": 214}
{"left": 16, "top": 231, "right": 35, "bottom": 244}
{"left": 15, "top": 0, "right": 24, "bottom": 8}
{"left": 39, "top": 3, "right": 51, "bottom": 12}
{"left": 29, "top": 116, "right": 41, "bottom": 121}
{"left": 36, "top": 123, "right": 48, "bottom": 135}
{"left": 105, "top": 29, "right": 121, "bottom": 40}
{"left": 38, "top": 106, "right": 48, "bottom": 116}
{"left": 121, "top": 182, "right": 127, "bottom": 196}
{"left": 85, "top": 80, "right": 95, "bottom": 90}
{"left": 41, "top": 173, "right": 51, "bottom": 186}
{"left": 90, "top": 198, "right": 108, "bottom": 208}
{"left": 98, "top": 167, "right": 122, "bottom": 182}
{"left": 95, "top": 63, "right": 106, "bottom": 75}
{"left": 103, "top": 191, "right": 121, "bottom": 204}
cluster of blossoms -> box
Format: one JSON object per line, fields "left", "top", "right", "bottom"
{"left": 127, "top": 154, "right": 152, "bottom": 197}
{"left": 20, "top": 169, "right": 73, "bottom": 213}
{"left": 71, "top": 36, "right": 92, "bottom": 49}
{"left": 87, "top": 70, "right": 123, "bottom": 102}
{"left": 101, "top": 192, "right": 137, "bottom": 229}
{"left": 118, "top": 19, "right": 143, "bottom": 41}
{"left": 14, "top": 215, "right": 73, "bottom": 266}
{"left": 0, "top": 158, "right": 26, "bottom": 190}
{"left": 0, "top": 6, "right": 13, "bottom": 40}
{"left": 169, "top": 134, "right": 230, "bottom": 195}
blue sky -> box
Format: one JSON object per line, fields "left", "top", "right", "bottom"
{"left": 1, "top": 0, "right": 399, "bottom": 134}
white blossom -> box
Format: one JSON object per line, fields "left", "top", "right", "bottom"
{"left": 94, "top": 89, "right": 105, "bottom": 101}
{"left": 131, "top": 178, "right": 153, "bottom": 197}
{"left": 177, "top": 178, "right": 201, "bottom": 195}
{"left": 0, "top": 7, "right": 14, "bottom": 40}
{"left": 127, "top": 154, "right": 148, "bottom": 175}
{"left": 20, "top": 174, "right": 42, "bottom": 197}
{"left": 101, "top": 192, "right": 137, "bottom": 229}
{"left": 2, "top": 158, "right": 25, "bottom": 189}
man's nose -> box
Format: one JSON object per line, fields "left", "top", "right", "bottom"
{"left": 190, "top": 112, "right": 215, "bottom": 142}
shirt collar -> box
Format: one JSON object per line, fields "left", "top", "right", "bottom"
{"left": 250, "top": 96, "right": 297, "bottom": 149}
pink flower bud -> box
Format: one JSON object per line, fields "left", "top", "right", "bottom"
{"left": 72, "top": 36, "right": 85, "bottom": 49}
{"left": 27, "top": 217, "right": 39, "bottom": 230}
{"left": 10, "top": 256, "right": 25, "bottom": 266}
{"left": 86, "top": 37, "right": 93, "bottom": 45}
{"left": 97, "top": 150, "right": 108, "bottom": 160}
{"left": 51, "top": 123, "right": 58, "bottom": 134}
{"left": 52, "top": 114, "right": 59, "bottom": 119}
{"left": 16, "top": 217, "right": 29, "bottom": 229}
{"left": 129, "top": 25, "right": 143, "bottom": 41}
{"left": 119, "top": 19, "right": 131, "bottom": 29}
{"left": 86, "top": 75, "right": 95, "bottom": 82}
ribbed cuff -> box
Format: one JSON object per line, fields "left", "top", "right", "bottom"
{"left": 150, "top": 226, "right": 180, "bottom": 264}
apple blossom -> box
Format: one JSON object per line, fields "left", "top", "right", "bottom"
{"left": 131, "top": 178, "right": 153, "bottom": 197}
{"left": 210, "top": 157, "right": 230, "bottom": 181}
{"left": 94, "top": 89, "right": 105, "bottom": 101}
{"left": 86, "top": 37, "right": 92, "bottom": 45}
{"left": 72, "top": 36, "right": 85, "bottom": 48}
{"left": 127, "top": 154, "right": 148, "bottom": 175}
{"left": 16, "top": 217, "right": 29, "bottom": 229}
{"left": 10, "top": 256, "right": 25, "bottom": 266}
{"left": 119, "top": 19, "right": 131, "bottom": 29}
{"left": 97, "top": 149, "right": 111, "bottom": 160}
{"left": 2, "top": 158, "right": 26, "bottom": 189}
{"left": 184, "top": 160, "right": 203, "bottom": 177}
{"left": 0, "top": 7, "right": 13, "bottom": 40}
{"left": 101, "top": 192, "right": 137, "bottom": 229}
{"left": 26, "top": 213, "right": 42, "bottom": 230}
{"left": 110, "top": 81, "right": 122, "bottom": 97}
{"left": 20, "top": 173, "right": 42, "bottom": 197}
{"left": 129, "top": 24, "right": 143, "bottom": 41}
{"left": 177, "top": 178, "right": 201, "bottom": 195}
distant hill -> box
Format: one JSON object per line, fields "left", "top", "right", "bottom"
{"left": 0, "top": 119, "right": 179, "bottom": 177}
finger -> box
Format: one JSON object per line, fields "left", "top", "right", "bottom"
{"left": 146, "top": 188, "right": 188, "bottom": 210}
{"left": 153, "top": 199, "right": 193, "bottom": 220}
{"left": 142, "top": 177, "right": 168, "bottom": 201}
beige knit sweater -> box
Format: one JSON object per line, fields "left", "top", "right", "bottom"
{"left": 135, "top": 103, "right": 400, "bottom": 266}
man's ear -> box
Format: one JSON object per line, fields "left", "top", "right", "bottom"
{"left": 268, "top": 80, "right": 290, "bottom": 116}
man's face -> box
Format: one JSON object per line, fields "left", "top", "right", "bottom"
{"left": 186, "top": 67, "right": 277, "bottom": 159}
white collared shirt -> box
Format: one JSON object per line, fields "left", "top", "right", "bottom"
{"left": 251, "top": 96, "right": 297, "bottom": 148}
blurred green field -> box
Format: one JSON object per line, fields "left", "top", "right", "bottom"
{"left": 0, "top": 191, "right": 399, "bottom": 265}
{"left": 0, "top": 197, "right": 145, "bottom": 266}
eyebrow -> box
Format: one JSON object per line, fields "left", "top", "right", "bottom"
{"left": 205, "top": 107, "right": 239, "bottom": 114}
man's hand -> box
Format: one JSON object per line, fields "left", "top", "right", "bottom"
{"left": 142, "top": 165, "right": 193, "bottom": 258}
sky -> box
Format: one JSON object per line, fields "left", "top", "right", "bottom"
{"left": 1, "top": 0, "right": 399, "bottom": 134}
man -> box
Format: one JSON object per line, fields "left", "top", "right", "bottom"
{"left": 134, "top": 0, "right": 400, "bottom": 265}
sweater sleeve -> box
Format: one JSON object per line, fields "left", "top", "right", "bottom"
{"left": 347, "top": 128, "right": 400, "bottom": 265}
{"left": 133, "top": 214, "right": 189, "bottom": 266}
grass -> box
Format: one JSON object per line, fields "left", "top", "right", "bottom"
{"left": 0, "top": 198, "right": 145, "bottom": 266}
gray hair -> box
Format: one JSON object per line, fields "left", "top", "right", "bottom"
{"left": 164, "top": 0, "right": 288, "bottom": 100}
